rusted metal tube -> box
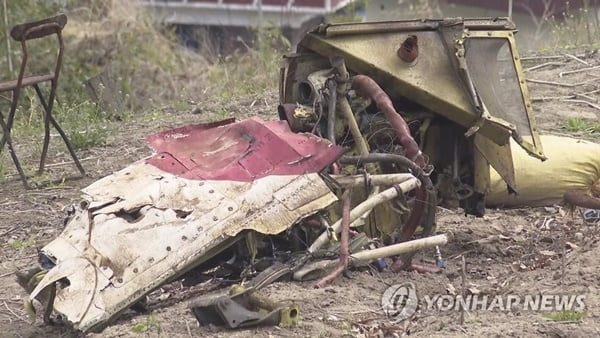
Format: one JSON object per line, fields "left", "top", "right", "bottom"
{"left": 351, "top": 75, "right": 426, "bottom": 168}
{"left": 315, "top": 189, "right": 351, "bottom": 288}
{"left": 326, "top": 79, "right": 337, "bottom": 144}
{"left": 564, "top": 190, "right": 600, "bottom": 209}
{"left": 331, "top": 57, "right": 371, "bottom": 158}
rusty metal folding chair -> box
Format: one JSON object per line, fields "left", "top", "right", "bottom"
{"left": 0, "top": 14, "right": 85, "bottom": 188}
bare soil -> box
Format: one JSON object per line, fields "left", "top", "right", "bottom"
{"left": 1, "top": 52, "right": 600, "bottom": 338}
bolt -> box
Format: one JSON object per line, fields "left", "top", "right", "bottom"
{"left": 397, "top": 35, "right": 419, "bottom": 63}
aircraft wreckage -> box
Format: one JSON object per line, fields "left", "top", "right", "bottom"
{"left": 19, "top": 18, "right": 599, "bottom": 332}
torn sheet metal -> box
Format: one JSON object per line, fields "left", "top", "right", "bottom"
{"left": 145, "top": 117, "right": 344, "bottom": 181}
{"left": 28, "top": 118, "right": 342, "bottom": 332}
{"left": 30, "top": 164, "right": 336, "bottom": 332}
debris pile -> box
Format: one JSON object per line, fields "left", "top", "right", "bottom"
{"left": 16, "top": 18, "right": 599, "bottom": 333}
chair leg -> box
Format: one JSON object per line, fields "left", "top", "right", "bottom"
{"left": 34, "top": 84, "right": 85, "bottom": 175}
{"left": 0, "top": 111, "right": 29, "bottom": 189}
{"left": 48, "top": 114, "right": 85, "bottom": 175}
{"left": 34, "top": 85, "right": 52, "bottom": 175}
{"left": 0, "top": 89, "right": 19, "bottom": 153}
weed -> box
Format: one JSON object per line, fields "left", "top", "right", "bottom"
{"left": 545, "top": 0, "right": 600, "bottom": 50}
{"left": 131, "top": 313, "right": 162, "bottom": 334}
{"left": 28, "top": 171, "right": 53, "bottom": 188}
{"left": 55, "top": 94, "right": 108, "bottom": 150}
{"left": 7, "top": 235, "right": 37, "bottom": 250}
{"left": 143, "top": 109, "right": 166, "bottom": 122}
{"left": 206, "top": 26, "right": 289, "bottom": 102}
{"left": 542, "top": 309, "right": 587, "bottom": 322}
{"left": 69, "top": 128, "right": 107, "bottom": 150}
{"left": 327, "top": 0, "right": 366, "bottom": 23}
{"left": 172, "top": 99, "right": 190, "bottom": 112}
{"left": 562, "top": 117, "right": 600, "bottom": 135}
{"left": 0, "top": 158, "right": 6, "bottom": 181}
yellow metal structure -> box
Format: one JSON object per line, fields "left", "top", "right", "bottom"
{"left": 280, "top": 18, "right": 545, "bottom": 215}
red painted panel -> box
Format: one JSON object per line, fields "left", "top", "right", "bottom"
{"left": 330, "top": 0, "right": 345, "bottom": 9}
{"left": 292, "top": 0, "right": 326, "bottom": 7}
{"left": 263, "top": 0, "right": 288, "bottom": 5}
{"left": 222, "top": 0, "right": 255, "bottom": 4}
{"left": 145, "top": 118, "right": 343, "bottom": 181}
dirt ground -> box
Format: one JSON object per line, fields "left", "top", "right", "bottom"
{"left": 1, "top": 52, "right": 600, "bottom": 338}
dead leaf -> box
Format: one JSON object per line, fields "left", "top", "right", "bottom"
{"left": 157, "top": 292, "right": 171, "bottom": 301}
{"left": 511, "top": 262, "right": 529, "bottom": 272}
{"left": 539, "top": 250, "right": 557, "bottom": 256}
{"left": 565, "top": 241, "right": 579, "bottom": 249}
{"left": 446, "top": 283, "right": 456, "bottom": 295}
{"left": 468, "top": 286, "right": 481, "bottom": 295}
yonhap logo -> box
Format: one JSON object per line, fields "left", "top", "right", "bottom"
{"left": 422, "top": 294, "right": 586, "bottom": 312}
{"left": 382, "top": 283, "right": 586, "bottom": 321}
{"left": 381, "top": 282, "right": 418, "bottom": 322}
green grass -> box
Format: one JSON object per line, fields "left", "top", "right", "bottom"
{"left": 545, "top": 1, "right": 600, "bottom": 51}
{"left": 206, "top": 26, "right": 288, "bottom": 102}
{"left": 562, "top": 117, "right": 600, "bottom": 135}
{"left": 172, "top": 99, "right": 190, "bottom": 112}
{"left": 0, "top": 158, "right": 6, "bottom": 180}
{"left": 543, "top": 309, "right": 587, "bottom": 322}
{"left": 68, "top": 127, "right": 107, "bottom": 151}
{"left": 7, "top": 235, "right": 37, "bottom": 250}
{"left": 8, "top": 94, "right": 109, "bottom": 152}
{"left": 27, "top": 171, "right": 53, "bottom": 188}
{"left": 131, "top": 313, "right": 162, "bottom": 334}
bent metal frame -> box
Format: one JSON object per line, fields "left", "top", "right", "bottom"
{"left": 0, "top": 14, "right": 85, "bottom": 188}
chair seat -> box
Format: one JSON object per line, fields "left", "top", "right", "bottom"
{"left": 0, "top": 73, "right": 54, "bottom": 92}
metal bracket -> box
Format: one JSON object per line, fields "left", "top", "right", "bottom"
{"left": 190, "top": 285, "right": 299, "bottom": 329}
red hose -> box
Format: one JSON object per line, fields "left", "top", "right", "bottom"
{"left": 351, "top": 75, "right": 426, "bottom": 168}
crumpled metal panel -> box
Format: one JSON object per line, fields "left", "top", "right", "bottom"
{"left": 145, "top": 117, "right": 344, "bottom": 181}
{"left": 29, "top": 163, "right": 337, "bottom": 332}
{"left": 28, "top": 118, "right": 343, "bottom": 332}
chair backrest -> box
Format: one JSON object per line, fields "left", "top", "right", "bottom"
{"left": 4, "top": 14, "right": 68, "bottom": 115}
{"left": 10, "top": 14, "right": 67, "bottom": 42}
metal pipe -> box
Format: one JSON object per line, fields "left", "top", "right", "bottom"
{"left": 308, "top": 177, "right": 420, "bottom": 252}
{"left": 330, "top": 57, "right": 371, "bottom": 158}
{"left": 339, "top": 153, "right": 436, "bottom": 242}
{"left": 295, "top": 234, "right": 448, "bottom": 281}
{"left": 339, "top": 154, "right": 430, "bottom": 189}
{"left": 315, "top": 189, "right": 351, "bottom": 288}
{"left": 331, "top": 173, "right": 414, "bottom": 188}
{"left": 564, "top": 190, "right": 600, "bottom": 209}
{"left": 326, "top": 79, "right": 337, "bottom": 144}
